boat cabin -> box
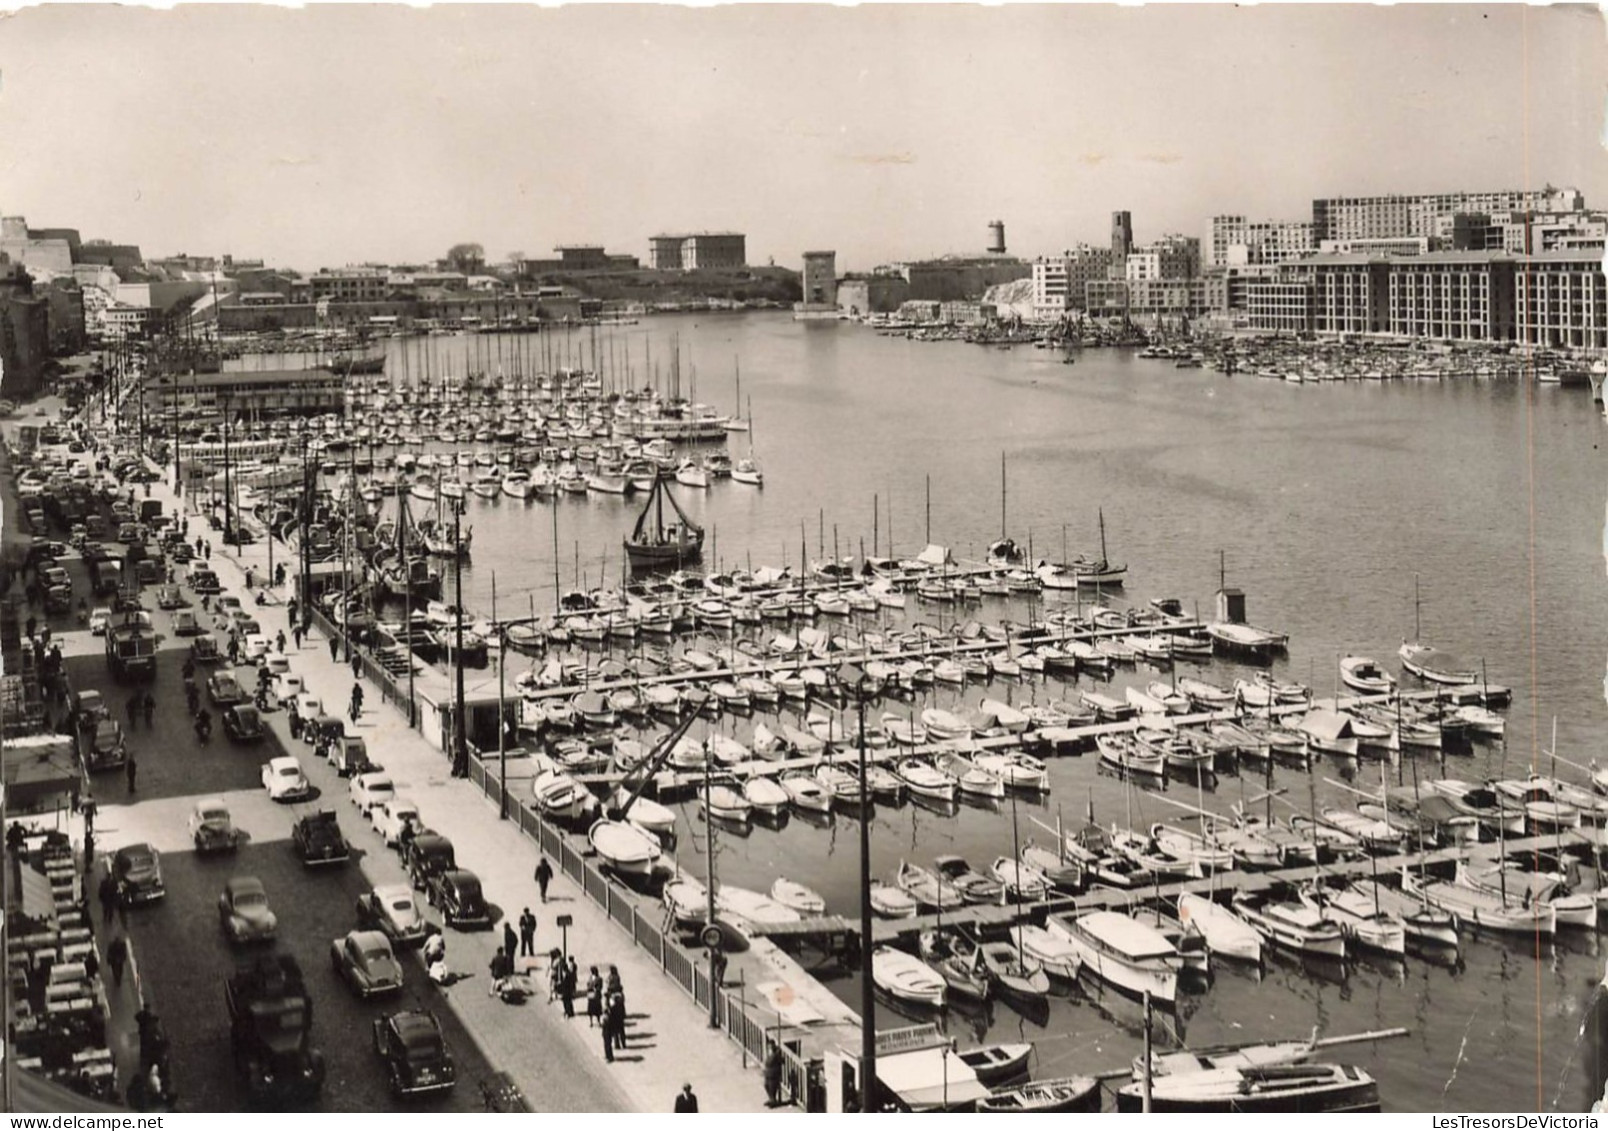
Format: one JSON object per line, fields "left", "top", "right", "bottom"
{"left": 824, "top": 1024, "right": 989, "bottom": 1112}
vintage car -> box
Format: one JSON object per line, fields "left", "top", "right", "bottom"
{"left": 270, "top": 672, "right": 305, "bottom": 708}
{"left": 171, "top": 609, "right": 201, "bottom": 636}
{"left": 308, "top": 715, "right": 345, "bottom": 754}
{"left": 330, "top": 930, "right": 404, "bottom": 998}
{"left": 261, "top": 650, "right": 292, "bottom": 676}
{"left": 350, "top": 771, "right": 396, "bottom": 817}
{"left": 372, "top": 1010, "right": 455, "bottom": 1097}
{"left": 231, "top": 613, "right": 262, "bottom": 638}
{"left": 111, "top": 843, "right": 166, "bottom": 905}
{"left": 355, "top": 883, "right": 430, "bottom": 946}
{"left": 404, "top": 834, "right": 456, "bottom": 892}
{"left": 330, "top": 736, "right": 374, "bottom": 778}
{"left": 190, "top": 634, "right": 223, "bottom": 664}
{"left": 155, "top": 584, "right": 188, "bottom": 610}
{"left": 88, "top": 606, "right": 112, "bottom": 636}
{"left": 242, "top": 633, "right": 271, "bottom": 662}
{"left": 290, "top": 694, "right": 324, "bottom": 735}
{"left": 188, "top": 568, "right": 221, "bottom": 595}
{"left": 207, "top": 671, "right": 246, "bottom": 707}
{"left": 292, "top": 810, "right": 349, "bottom": 867}
{"left": 262, "top": 756, "right": 313, "bottom": 802}
{"left": 188, "top": 798, "right": 247, "bottom": 853}
{"left": 85, "top": 718, "right": 127, "bottom": 772}
{"left": 218, "top": 876, "right": 279, "bottom": 945}
{"left": 425, "top": 869, "right": 490, "bottom": 931}
{"left": 371, "top": 797, "right": 423, "bottom": 849}
{"left": 215, "top": 594, "right": 243, "bottom": 619}
{"left": 223, "top": 704, "right": 266, "bottom": 743}
{"left": 75, "top": 689, "right": 108, "bottom": 724}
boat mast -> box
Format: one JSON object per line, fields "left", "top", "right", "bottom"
{"left": 1000, "top": 451, "right": 1007, "bottom": 542}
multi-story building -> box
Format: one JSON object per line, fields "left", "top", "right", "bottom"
{"left": 1514, "top": 251, "right": 1608, "bottom": 348}
{"left": 1205, "top": 216, "right": 1316, "bottom": 267}
{"left": 308, "top": 270, "right": 390, "bottom": 304}
{"left": 648, "top": 233, "right": 747, "bottom": 271}
{"left": 1311, "top": 187, "right": 1584, "bottom": 243}
{"left": 1125, "top": 235, "right": 1199, "bottom": 282}
{"left": 1318, "top": 236, "right": 1432, "bottom": 257}
{"left": 1243, "top": 277, "right": 1315, "bottom": 334}
{"left": 1031, "top": 246, "right": 1113, "bottom": 318}
{"left": 1086, "top": 277, "right": 1209, "bottom": 319}
{"left": 796, "top": 251, "right": 838, "bottom": 316}
{"left": 837, "top": 273, "right": 910, "bottom": 317}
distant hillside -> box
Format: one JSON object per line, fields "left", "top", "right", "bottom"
{"left": 534, "top": 266, "right": 801, "bottom": 306}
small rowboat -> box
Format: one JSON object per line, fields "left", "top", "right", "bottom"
{"left": 1009, "top": 923, "right": 1081, "bottom": 981}
{"left": 869, "top": 882, "right": 919, "bottom": 919}
{"left": 588, "top": 818, "right": 662, "bottom": 875}
{"left": 769, "top": 877, "right": 827, "bottom": 916}
{"left": 699, "top": 784, "right": 753, "bottom": 824}
{"left": 606, "top": 790, "right": 677, "bottom": 838}
{"left": 871, "top": 947, "right": 945, "bottom": 1008}
{"left": 780, "top": 771, "right": 831, "bottom": 813}
{"left": 742, "top": 775, "right": 790, "bottom": 816}
{"left": 979, "top": 941, "right": 1051, "bottom": 1001}
{"left": 958, "top": 1042, "right": 1033, "bottom": 1086}
{"left": 979, "top": 1076, "right": 1100, "bottom": 1113}
{"left": 990, "top": 856, "right": 1049, "bottom": 901}
{"left": 662, "top": 876, "right": 709, "bottom": 926}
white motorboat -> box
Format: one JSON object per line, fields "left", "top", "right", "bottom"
{"left": 769, "top": 877, "right": 827, "bottom": 917}
{"left": 1398, "top": 641, "right": 1477, "bottom": 686}
{"left": 1339, "top": 655, "right": 1395, "bottom": 695}
{"left": 1176, "top": 893, "right": 1263, "bottom": 963}
{"left": 1231, "top": 891, "right": 1347, "bottom": 959}
{"left": 663, "top": 875, "right": 709, "bottom": 926}
{"left": 742, "top": 775, "right": 791, "bottom": 816}
{"left": 501, "top": 470, "right": 533, "bottom": 500}
{"left": 937, "top": 749, "right": 1005, "bottom": 799}
{"left": 716, "top": 885, "right": 801, "bottom": 930}
{"left": 587, "top": 818, "right": 663, "bottom": 875}
{"left": 674, "top": 459, "right": 709, "bottom": 489}
{"left": 871, "top": 947, "right": 946, "bottom": 1008}
{"left": 1402, "top": 868, "right": 1555, "bottom": 936}
{"left": 893, "top": 757, "right": 956, "bottom": 802}
{"left": 606, "top": 790, "right": 677, "bottom": 838}
{"left": 990, "top": 856, "right": 1049, "bottom": 901}
{"left": 1009, "top": 923, "right": 1081, "bottom": 981}
{"left": 920, "top": 707, "right": 972, "bottom": 740}
{"left": 1298, "top": 883, "right": 1405, "bottom": 956}
{"left": 974, "top": 751, "right": 1050, "bottom": 792}
{"left": 699, "top": 784, "right": 753, "bottom": 824}
{"left": 881, "top": 712, "right": 926, "bottom": 746}
{"left": 869, "top": 882, "right": 920, "bottom": 919}
{"left": 779, "top": 771, "right": 832, "bottom": 813}
{"left": 531, "top": 766, "right": 595, "bottom": 822}
{"left": 1046, "top": 910, "right": 1181, "bottom": 1005}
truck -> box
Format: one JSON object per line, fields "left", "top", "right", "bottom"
{"left": 106, "top": 610, "right": 158, "bottom": 681}
{"left": 224, "top": 955, "right": 326, "bottom": 1106}
{"left": 91, "top": 557, "right": 123, "bottom": 597}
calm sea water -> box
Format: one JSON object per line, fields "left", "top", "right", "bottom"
{"left": 257, "top": 315, "right": 1608, "bottom": 1110}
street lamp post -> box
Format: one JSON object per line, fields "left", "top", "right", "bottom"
{"left": 451, "top": 497, "right": 468, "bottom": 778}
{"left": 836, "top": 662, "right": 876, "bottom": 1113}
{"left": 493, "top": 572, "right": 508, "bottom": 819}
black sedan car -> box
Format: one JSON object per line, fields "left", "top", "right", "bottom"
{"left": 425, "top": 869, "right": 489, "bottom": 930}
{"left": 372, "top": 1010, "right": 455, "bottom": 1097}
{"left": 207, "top": 671, "right": 245, "bottom": 707}
{"left": 291, "top": 810, "right": 350, "bottom": 867}
{"left": 111, "top": 843, "right": 166, "bottom": 905}
{"left": 404, "top": 834, "right": 455, "bottom": 892}
{"left": 223, "top": 703, "right": 266, "bottom": 743}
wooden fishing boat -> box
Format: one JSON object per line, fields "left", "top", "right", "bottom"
{"left": 1020, "top": 841, "right": 1084, "bottom": 893}
{"left": 1176, "top": 892, "right": 1263, "bottom": 963}
{"left": 990, "top": 857, "right": 1049, "bottom": 901}
{"left": 917, "top": 928, "right": 990, "bottom": 1002}
{"left": 1046, "top": 910, "right": 1180, "bottom": 1005}
{"left": 871, "top": 947, "right": 946, "bottom": 1009}
{"left": 978, "top": 1076, "right": 1100, "bottom": 1113}
{"left": 779, "top": 771, "right": 832, "bottom": 814}
{"left": 896, "top": 860, "right": 965, "bottom": 911}
{"left": 716, "top": 885, "right": 801, "bottom": 930}
{"left": 1297, "top": 882, "right": 1405, "bottom": 956}
{"left": 1339, "top": 656, "right": 1395, "bottom": 695}
{"left": 1402, "top": 868, "right": 1554, "bottom": 936}
{"left": 1115, "top": 1062, "right": 1380, "bottom": 1112}
{"left": 894, "top": 757, "right": 956, "bottom": 803}
{"left": 662, "top": 875, "right": 709, "bottom": 926}
{"left": 624, "top": 473, "right": 703, "bottom": 569}
{"left": 979, "top": 941, "right": 1051, "bottom": 1000}
{"left": 698, "top": 784, "right": 753, "bottom": 824}
{"left": 869, "top": 882, "right": 919, "bottom": 919}
{"left": 587, "top": 818, "right": 662, "bottom": 875}
{"left": 769, "top": 877, "right": 827, "bottom": 916}
{"left": 742, "top": 775, "right": 790, "bottom": 816}
{"left": 1231, "top": 891, "right": 1347, "bottom": 959}
{"left": 934, "top": 856, "right": 1005, "bottom": 905}
{"left": 957, "top": 1042, "right": 1033, "bottom": 1086}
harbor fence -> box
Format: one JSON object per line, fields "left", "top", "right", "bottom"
{"left": 465, "top": 752, "right": 824, "bottom": 1109}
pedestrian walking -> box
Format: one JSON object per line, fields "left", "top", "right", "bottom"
{"left": 674, "top": 1084, "right": 699, "bottom": 1113}
{"left": 292, "top": 624, "right": 303, "bottom": 650}
{"left": 560, "top": 957, "right": 577, "bottom": 1019}
{"left": 764, "top": 1043, "right": 784, "bottom": 1107}
{"left": 276, "top": 630, "right": 286, "bottom": 654}
{"left": 605, "top": 964, "right": 623, "bottom": 1006}
{"left": 84, "top": 946, "right": 100, "bottom": 988}
{"left": 518, "top": 908, "right": 536, "bottom": 958}
{"left": 107, "top": 936, "right": 128, "bottom": 988}
{"left": 203, "top": 539, "right": 211, "bottom": 559}
{"left": 329, "top": 637, "right": 339, "bottom": 662}
{"left": 608, "top": 985, "right": 627, "bottom": 1049}
{"left": 125, "top": 754, "right": 137, "bottom": 795}
{"left": 288, "top": 709, "right": 303, "bottom": 741}
{"left": 98, "top": 872, "right": 117, "bottom": 924}
{"left": 502, "top": 922, "right": 518, "bottom": 967}
{"left": 351, "top": 651, "right": 361, "bottom": 678}
{"left": 287, "top": 597, "right": 298, "bottom": 625}
{"left": 602, "top": 1004, "right": 617, "bottom": 1062}
{"left": 586, "top": 966, "right": 603, "bottom": 1027}
{"left": 547, "top": 949, "right": 564, "bottom": 1003}
{"left": 126, "top": 694, "right": 139, "bottom": 727}
{"left": 142, "top": 691, "right": 155, "bottom": 729}
{"left": 488, "top": 947, "right": 510, "bottom": 998}
{"left": 534, "top": 856, "right": 553, "bottom": 903}
{"left": 244, "top": 568, "right": 254, "bottom": 589}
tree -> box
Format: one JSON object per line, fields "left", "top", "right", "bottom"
{"left": 445, "top": 243, "right": 485, "bottom": 275}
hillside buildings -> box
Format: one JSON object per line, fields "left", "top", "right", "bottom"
{"left": 649, "top": 233, "right": 747, "bottom": 271}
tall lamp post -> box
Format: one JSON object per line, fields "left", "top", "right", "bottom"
{"left": 834, "top": 662, "right": 876, "bottom": 1113}
{"left": 450, "top": 496, "right": 468, "bottom": 778}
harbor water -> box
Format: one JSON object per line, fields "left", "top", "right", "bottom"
{"left": 260, "top": 315, "right": 1607, "bottom": 1109}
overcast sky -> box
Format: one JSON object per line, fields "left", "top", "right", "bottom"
{"left": 1, "top": 4, "right": 1604, "bottom": 273}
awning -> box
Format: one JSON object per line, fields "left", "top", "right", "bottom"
{"left": 1297, "top": 707, "right": 1355, "bottom": 741}
{"left": 18, "top": 864, "right": 57, "bottom": 923}
{"left": 876, "top": 1047, "right": 989, "bottom": 1110}
{"left": 914, "top": 544, "right": 952, "bottom": 567}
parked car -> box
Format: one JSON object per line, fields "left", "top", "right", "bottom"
{"left": 371, "top": 797, "right": 423, "bottom": 848}
{"left": 190, "top": 634, "right": 222, "bottom": 664}
{"left": 330, "top": 736, "right": 374, "bottom": 778}
{"left": 350, "top": 771, "right": 395, "bottom": 817}
{"left": 262, "top": 756, "right": 313, "bottom": 802}
{"left": 218, "top": 876, "right": 279, "bottom": 945}
{"left": 111, "top": 843, "right": 165, "bottom": 905}
{"left": 269, "top": 672, "right": 305, "bottom": 709}
{"left": 223, "top": 704, "right": 266, "bottom": 743}
{"left": 308, "top": 715, "right": 345, "bottom": 753}
{"left": 188, "top": 798, "right": 246, "bottom": 854}
{"left": 155, "top": 585, "right": 187, "bottom": 610}
{"left": 426, "top": 869, "right": 490, "bottom": 930}
{"left": 355, "top": 883, "right": 430, "bottom": 946}
{"left": 330, "top": 930, "right": 404, "bottom": 998}
{"left": 404, "top": 834, "right": 456, "bottom": 892}
{"left": 85, "top": 718, "right": 127, "bottom": 771}
{"left": 372, "top": 1010, "right": 455, "bottom": 1097}
{"left": 292, "top": 810, "right": 349, "bottom": 867}
{"left": 208, "top": 671, "right": 245, "bottom": 706}
{"left": 188, "top": 568, "right": 221, "bottom": 595}
{"left": 233, "top": 617, "right": 263, "bottom": 639}
{"left": 215, "top": 595, "right": 242, "bottom": 618}
{"left": 242, "top": 633, "right": 270, "bottom": 662}
{"left": 291, "top": 694, "right": 324, "bottom": 735}
{"left": 171, "top": 609, "right": 201, "bottom": 636}
{"left": 261, "top": 650, "right": 292, "bottom": 675}
{"left": 88, "top": 607, "right": 111, "bottom": 636}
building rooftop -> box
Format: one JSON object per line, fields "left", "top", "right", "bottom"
{"left": 651, "top": 232, "right": 746, "bottom": 239}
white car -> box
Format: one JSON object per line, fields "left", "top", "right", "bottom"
{"left": 262, "top": 756, "right": 313, "bottom": 802}
{"left": 271, "top": 672, "right": 305, "bottom": 708}
{"left": 350, "top": 771, "right": 396, "bottom": 817}
{"left": 371, "top": 797, "right": 423, "bottom": 848}
{"left": 293, "top": 693, "right": 324, "bottom": 739}
{"left": 261, "top": 650, "right": 292, "bottom": 675}
{"left": 242, "top": 633, "right": 270, "bottom": 662}
{"left": 89, "top": 607, "right": 111, "bottom": 636}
